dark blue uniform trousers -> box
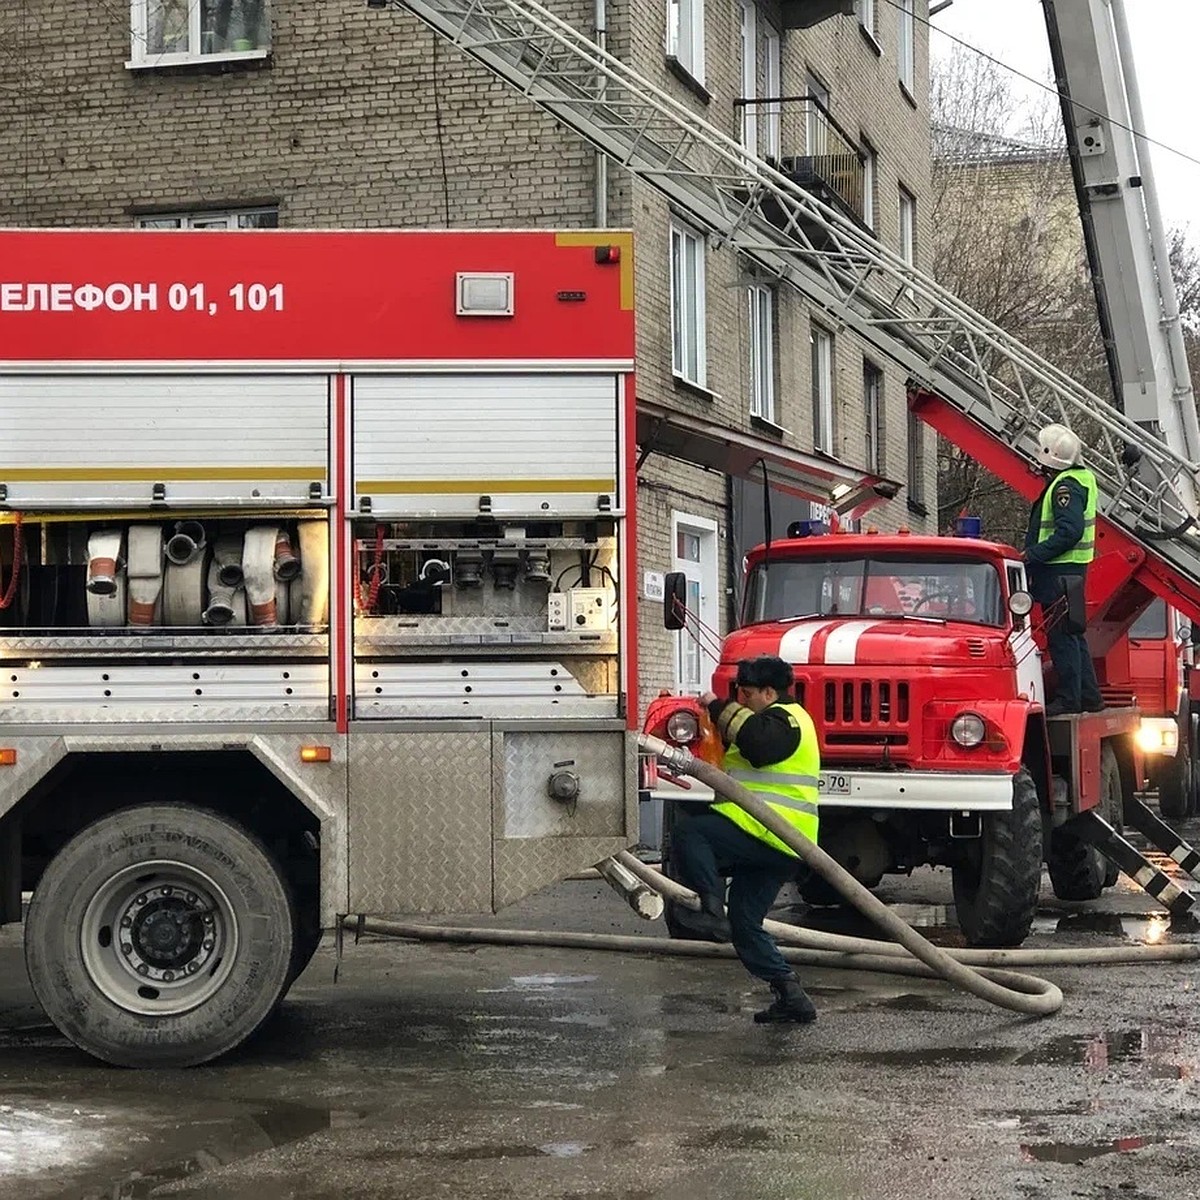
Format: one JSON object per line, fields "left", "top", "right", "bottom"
{"left": 673, "top": 809, "right": 801, "bottom": 982}
{"left": 1028, "top": 569, "right": 1102, "bottom": 709}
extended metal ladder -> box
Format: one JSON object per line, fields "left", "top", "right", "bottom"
{"left": 375, "top": 0, "right": 1200, "bottom": 610}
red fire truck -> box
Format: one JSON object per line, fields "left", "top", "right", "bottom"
{"left": 0, "top": 228, "right": 639, "bottom": 1066}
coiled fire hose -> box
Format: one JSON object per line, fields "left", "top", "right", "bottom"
{"left": 347, "top": 737, "right": 1199, "bottom": 1019}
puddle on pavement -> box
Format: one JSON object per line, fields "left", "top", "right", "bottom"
{"left": 845, "top": 1045, "right": 1015, "bottom": 1066}
{"left": 32, "top": 1101, "right": 367, "bottom": 1199}
{"left": 1016, "top": 1029, "right": 1190, "bottom": 1077}
{"left": 1021, "top": 1134, "right": 1166, "bottom": 1164}
{"left": 1029, "top": 912, "right": 1194, "bottom": 941}
{"left": 362, "top": 1141, "right": 592, "bottom": 1162}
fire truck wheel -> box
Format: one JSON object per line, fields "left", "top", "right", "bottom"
{"left": 1158, "top": 709, "right": 1195, "bottom": 820}
{"left": 1047, "top": 746, "right": 1122, "bottom": 901}
{"left": 951, "top": 767, "right": 1042, "bottom": 947}
{"left": 24, "top": 804, "right": 295, "bottom": 1068}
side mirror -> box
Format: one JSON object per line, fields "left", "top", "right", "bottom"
{"left": 1008, "top": 591, "right": 1034, "bottom": 617}
{"left": 1177, "top": 624, "right": 1193, "bottom": 644}
{"left": 663, "top": 571, "right": 688, "bottom": 631}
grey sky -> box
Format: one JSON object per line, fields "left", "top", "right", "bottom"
{"left": 930, "top": 0, "right": 1198, "bottom": 236}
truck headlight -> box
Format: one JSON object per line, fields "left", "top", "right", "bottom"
{"left": 950, "top": 712, "right": 987, "bottom": 748}
{"left": 665, "top": 710, "right": 700, "bottom": 745}
{"left": 1136, "top": 718, "right": 1179, "bottom": 756}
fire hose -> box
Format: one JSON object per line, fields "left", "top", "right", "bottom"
{"left": 348, "top": 737, "right": 1200, "bottom": 1019}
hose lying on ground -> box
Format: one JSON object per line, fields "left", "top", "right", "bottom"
{"left": 343, "top": 739, "right": 1199, "bottom": 1020}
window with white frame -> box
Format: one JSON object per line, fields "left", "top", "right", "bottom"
{"left": 672, "top": 514, "right": 719, "bottom": 693}
{"left": 136, "top": 208, "right": 279, "bottom": 230}
{"left": 747, "top": 285, "right": 775, "bottom": 423}
{"left": 763, "top": 30, "right": 782, "bottom": 160}
{"left": 863, "top": 360, "right": 883, "bottom": 474}
{"left": 907, "top": 409, "right": 926, "bottom": 505}
{"left": 811, "top": 323, "right": 834, "bottom": 454}
{"left": 861, "top": 137, "right": 877, "bottom": 229}
{"left": 667, "top": 0, "right": 705, "bottom": 83}
{"left": 858, "top": 0, "right": 876, "bottom": 39}
{"left": 738, "top": 0, "right": 757, "bottom": 153}
{"left": 898, "top": 185, "right": 915, "bottom": 266}
{"left": 805, "top": 73, "right": 831, "bottom": 156}
{"left": 670, "top": 222, "right": 707, "bottom": 387}
{"left": 898, "top": 0, "right": 915, "bottom": 93}
{"left": 130, "top": 0, "right": 271, "bottom": 66}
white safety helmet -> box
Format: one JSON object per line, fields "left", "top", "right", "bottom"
{"left": 1035, "top": 423, "right": 1082, "bottom": 472}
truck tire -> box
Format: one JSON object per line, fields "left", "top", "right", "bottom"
{"left": 24, "top": 804, "right": 295, "bottom": 1068}
{"left": 951, "top": 767, "right": 1042, "bottom": 947}
{"left": 1047, "top": 745, "right": 1123, "bottom": 900}
{"left": 1158, "top": 710, "right": 1194, "bottom": 820}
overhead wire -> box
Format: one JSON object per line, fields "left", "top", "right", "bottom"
{"left": 882, "top": 0, "right": 1200, "bottom": 173}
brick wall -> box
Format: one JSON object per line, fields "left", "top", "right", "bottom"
{"left": 0, "top": 0, "right": 934, "bottom": 712}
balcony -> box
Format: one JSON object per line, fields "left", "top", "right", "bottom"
{"left": 735, "top": 94, "right": 866, "bottom": 227}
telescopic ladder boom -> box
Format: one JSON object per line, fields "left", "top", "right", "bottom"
{"left": 372, "top": 0, "right": 1200, "bottom": 625}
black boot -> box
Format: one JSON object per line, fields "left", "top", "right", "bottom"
{"left": 753, "top": 975, "right": 817, "bottom": 1025}
{"left": 675, "top": 894, "right": 732, "bottom": 943}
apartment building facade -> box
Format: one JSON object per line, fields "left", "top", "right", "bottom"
{"left": 0, "top": 0, "right": 934, "bottom": 702}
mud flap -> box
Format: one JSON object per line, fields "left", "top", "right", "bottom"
{"left": 1076, "top": 812, "right": 1195, "bottom": 916}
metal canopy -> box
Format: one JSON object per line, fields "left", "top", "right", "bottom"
{"left": 635, "top": 401, "right": 900, "bottom": 517}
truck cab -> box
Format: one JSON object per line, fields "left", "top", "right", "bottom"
{"left": 646, "top": 522, "right": 1136, "bottom": 947}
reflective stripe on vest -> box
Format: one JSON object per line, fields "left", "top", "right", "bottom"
{"left": 713, "top": 701, "right": 820, "bottom": 858}
{"left": 1038, "top": 466, "right": 1097, "bottom": 564}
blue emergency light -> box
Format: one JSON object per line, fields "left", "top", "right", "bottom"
{"left": 787, "top": 520, "right": 828, "bottom": 537}
{"left": 955, "top": 516, "right": 983, "bottom": 538}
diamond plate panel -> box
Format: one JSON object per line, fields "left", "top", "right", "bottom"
{"left": 491, "top": 730, "right": 638, "bottom": 909}
{"left": 496, "top": 730, "right": 627, "bottom": 839}
{"left": 0, "top": 703, "right": 329, "bottom": 723}
{"left": 348, "top": 729, "right": 492, "bottom": 914}
{"left": 0, "top": 735, "right": 68, "bottom": 821}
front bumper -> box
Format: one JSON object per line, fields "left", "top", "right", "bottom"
{"left": 641, "top": 768, "right": 1015, "bottom": 812}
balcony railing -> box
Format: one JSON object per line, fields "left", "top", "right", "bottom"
{"left": 734, "top": 94, "right": 866, "bottom": 223}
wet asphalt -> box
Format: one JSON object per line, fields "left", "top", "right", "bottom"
{"left": 3, "top": 837, "right": 1200, "bottom": 1200}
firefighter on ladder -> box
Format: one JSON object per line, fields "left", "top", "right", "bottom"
{"left": 1023, "top": 423, "right": 1106, "bottom": 717}
{"left": 673, "top": 655, "right": 821, "bottom": 1025}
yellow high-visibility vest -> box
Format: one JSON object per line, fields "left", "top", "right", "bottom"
{"left": 1037, "top": 466, "right": 1097, "bottom": 565}
{"left": 713, "top": 701, "right": 820, "bottom": 857}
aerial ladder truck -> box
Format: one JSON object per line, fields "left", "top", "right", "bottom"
{"left": 359, "top": 0, "right": 1200, "bottom": 944}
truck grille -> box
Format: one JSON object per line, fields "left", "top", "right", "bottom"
{"left": 814, "top": 677, "right": 910, "bottom": 747}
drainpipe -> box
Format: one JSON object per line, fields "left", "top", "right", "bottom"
{"left": 126, "top": 526, "right": 165, "bottom": 626}
{"left": 593, "top": 0, "right": 607, "bottom": 227}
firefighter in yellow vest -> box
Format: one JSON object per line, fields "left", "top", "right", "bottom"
{"left": 1023, "top": 423, "right": 1105, "bottom": 716}
{"left": 674, "top": 655, "right": 820, "bottom": 1024}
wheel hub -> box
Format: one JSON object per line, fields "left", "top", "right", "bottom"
{"left": 81, "top": 863, "right": 236, "bottom": 1014}
{"left": 124, "top": 889, "right": 212, "bottom": 978}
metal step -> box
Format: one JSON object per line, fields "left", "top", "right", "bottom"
{"left": 1121, "top": 796, "right": 1200, "bottom": 886}
{"left": 377, "top": 0, "right": 1200, "bottom": 597}
{"left": 1077, "top": 811, "right": 1195, "bottom": 914}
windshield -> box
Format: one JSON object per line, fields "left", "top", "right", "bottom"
{"left": 1130, "top": 598, "right": 1168, "bottom": 640}
{"left": 743, "top": 555, "right": 1005, "bottom": 628}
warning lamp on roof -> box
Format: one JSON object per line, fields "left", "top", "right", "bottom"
{"left": 786, "top": 520, "right": 827, "bottom": 538}
{"left": 955, "top": 516, "right": 983, "bottom": 538}
{"left": 456, "top": 272, "right": 514, "bottom": 317}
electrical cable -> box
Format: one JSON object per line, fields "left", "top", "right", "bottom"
{"left": 898, "top": 0, "right": 1200, "bottom": 173}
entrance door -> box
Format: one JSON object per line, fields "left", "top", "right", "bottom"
{"left": 672, "top": 512, "right": 719, "bottom": 692}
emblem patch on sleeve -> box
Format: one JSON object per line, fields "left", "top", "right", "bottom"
{"left": 1055, "top": 488, "right": 1071, "bottom": 507}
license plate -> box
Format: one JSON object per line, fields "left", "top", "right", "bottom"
{"left": 818, "top": 772, "right": 851, "bottom": 796}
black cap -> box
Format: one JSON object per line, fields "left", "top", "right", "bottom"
{"left": 735, "top": 655, "right": 793, "bottom": 693}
